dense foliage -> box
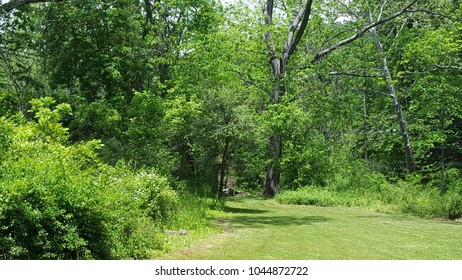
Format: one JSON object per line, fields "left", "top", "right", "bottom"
{"left": 1, "top": 0, "right": 461, "bottom": 259}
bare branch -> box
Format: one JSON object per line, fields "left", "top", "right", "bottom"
{"left": 262, "top": 0, "right": 276, "bottom": 57}
{"left": 376, "top": 0, "right": 388, "bottom": 21}
{"left": 408, "top": 8, "right": 460, "bottom": 22}
{"left": 329, "top": 71, "right": 379, "bottom": 78}
{"left": 283, "top": 0, "right": 314, "bottom": 63}
{"left": 336, "top": 0, "right": 360, "bottom": 19}
{"left": 283, "top": 7, "right": 305, "bottom": 59}
{"left": 435, "top": 64, "right": 462, "bottom": 72}
{"left": 312, "top": 0, "right": 419, "bottom": 63}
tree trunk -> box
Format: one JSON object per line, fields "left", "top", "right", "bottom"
{"left": 217, "top": 135, "right": 230, "bottom": 198}
{"left": 263, "top": 135, "right": 281, "bottom": 196}
{"left": 363, "top": 82, "right": 369, "bottom": 161}
{"left": 261, "top": 0, "right": 313, "bottom": 196}
{"left": 439, "top": 109, "right": 447, "bottom": 194}
{"left": 370, "top": 25, "right": 415, "bottom": 173}
{"left": 262, "top": 57, "right": 284, "bottom": 196}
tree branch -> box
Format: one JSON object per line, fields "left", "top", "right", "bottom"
{"left": 336, "top": 0, "right": 360, "bottom": 19}
{"left": 408, "top": 8, "right": 460, "bottom": 22}
{"left": 262, "top": 0, "right": 276, "bottom": 57}
{"left": 329, "top": 71, "right": 379, "bottom": 78}
{"left": 283, "top": 7, "right": 305, "bottom": 59}
{"left": 263, "top": 0, "right": 273, "bottom": 25}
{"left": 0, "top": 0, "right": 65, "bottom": 13}
{"left": 435, "top": 64, "right": 462, "bottom": 72}
{"left": 312, "top": 0, "right": 419, "bottom": 63}
{"left": 283, "top": 0, "right": 314, "bottom": 63}
{"left": 235, "top": 70, "right": 260, "bottom": 88}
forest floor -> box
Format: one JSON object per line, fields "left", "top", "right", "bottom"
{"left": 154, "top": 196, "right": 462, "bottom": 260}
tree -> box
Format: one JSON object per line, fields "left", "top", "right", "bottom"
{"left": 259, "top": 0, "right": 420, "bottom": 196}
{"left": 398, "top": 2, "right": 462, "bottom": 190}
{"left": 260, "top": 0, "right": 313, "bottom": 196}
{"left": 164, "top": 9, "right": 266, "bottom": 195}
{"left": 0, "top": 0, "right": 65, "bottom": 13}
{"left": 369, "top": 14, "right": 415, "bottom": 173}
{"left": 0, "top": 2, "right": 56, "bottom": 117}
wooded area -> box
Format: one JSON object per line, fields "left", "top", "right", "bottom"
{"left": 0, "top": 0, "right": 461, "bottom": 259}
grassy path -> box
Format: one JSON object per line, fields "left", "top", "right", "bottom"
{"left": 156, "top": 197, "right": 462, "bottom": 260}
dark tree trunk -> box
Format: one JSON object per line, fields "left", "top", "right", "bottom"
{"left": 261, "top": 0, "right": 313, "bottom": 196}
{"left": 439, "top": 110, "right": 447, "bottom": 194}
{"left": 262, "top": 56, "right": 284, "bottom": 196}
{"left": 217, "top": 135, "right": 230, "bottom": 198}
{"left": 263, "top": 135, "right": 282, "bottom": 196}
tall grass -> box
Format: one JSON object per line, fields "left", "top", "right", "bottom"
{"left": 277, "top": 169, "right": 462, "bottom": 220}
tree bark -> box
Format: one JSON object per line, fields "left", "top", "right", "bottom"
{"left": 263, "top": 135, "right": 281, "bottom": 196}
{"left": 263, "top": 61, "right": 284, "bottom": 196}
{"left": 363, "top": 80, "right": 369, "bottom": 161}
{"left": 439, "top": 109, "right": 447, "bottom": 194}
{"left": 369, "top": 21, "right": 416, "bottom": 173}
{"left": 217, "top": 135, "right": 230, "bottom": 198}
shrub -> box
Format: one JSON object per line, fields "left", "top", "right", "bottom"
{"left": 0, "top": 100, "right": 183, "bottom": 259}
{"left": 276, "top": 186, "right": 339, "bottom": 207}
{"left": 0, "top": 121, "right": 110, "bottom": 259}
{"left": 0, "top": 117, "right": 13, "bottom": 161}
{"left": 113, "top": 169, "right": 179, "bottom": 222}
{"left": 277, "top": 172, "right": 462, "bottom": 221}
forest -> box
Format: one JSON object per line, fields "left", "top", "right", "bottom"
{"left": 0, "top": 0, "right": 461, "bottom": 259}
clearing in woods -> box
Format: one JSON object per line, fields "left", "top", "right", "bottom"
{"left": 156, "top": 197, "right": 462, "bottom": 259}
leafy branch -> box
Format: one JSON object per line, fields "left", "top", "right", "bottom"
{"left": 0, "top": 0, "right": 66, "bottom": 13}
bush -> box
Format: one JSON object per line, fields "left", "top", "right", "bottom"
{"left": 276, "top": 186, "right": 340, "bottom": 207}
{"left": 387, "top": 175, "right": 462, "bottom": 219}
{"left": 0, "top": 119, "right": 110, "bottom": 259}
{"left": 0, "top": 101, "right": 184, "bottom": 259}
{"left": 280, "top": 136, "right": 331, "bottom": 189}
{"left": 108, "top": 168, "right": 179, "bottom": 223}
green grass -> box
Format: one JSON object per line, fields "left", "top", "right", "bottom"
{"left": 155, "top": 197, "right": 462, "bottom": 260}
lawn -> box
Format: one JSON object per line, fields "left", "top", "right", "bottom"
{"left": 155, "top": 197, "right": 462, "bottom": 260}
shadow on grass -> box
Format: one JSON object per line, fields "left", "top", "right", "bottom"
{"left": 225, "top": 206, "right": 269, "bottom": 214}
{"left": 227, "top": 195, "right": 272, "bottom": 202}
{"left": 355, "top": 214, "right": 462, "bottom": 226}
{"left": 230, "top": 214, "right": 331, "bottom": 228}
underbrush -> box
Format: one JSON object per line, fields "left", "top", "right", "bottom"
{"left": 0, "top": 116, "right": 176, "bottom": 259}
{"left": 276, "top": 168, "right": 462, "bottom": 220}
{"left": 276, "top": 186, "right": 382, "bottom": 208}
{"left": 0, "top": 100, "right": 219, "bottom": 259}
{"left": 150, "top": 193, "right": 224, "bottom": 257}
{"left": 168, "top": 192, "right": 223, "bottom": 233}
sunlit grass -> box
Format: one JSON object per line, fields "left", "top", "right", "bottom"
{"left": 156, "top": 197, "right": 462, "bottom": 260}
